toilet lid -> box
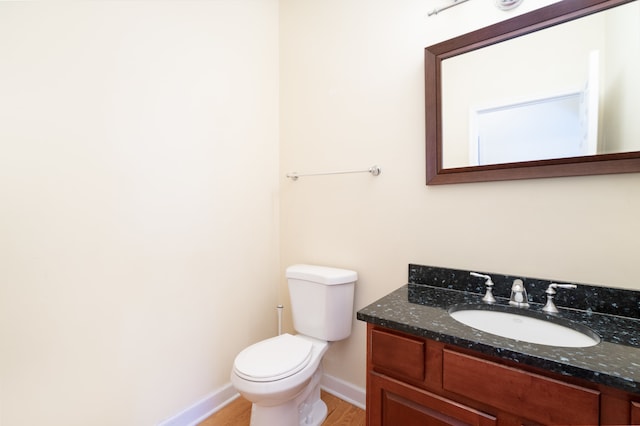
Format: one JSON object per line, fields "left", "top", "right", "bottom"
{"left": 234, "top": 334, "right": 313, "bottom": 382}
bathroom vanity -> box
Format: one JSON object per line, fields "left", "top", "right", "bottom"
{"left": 357, "top": 265, "right": 640, "bottom": 425}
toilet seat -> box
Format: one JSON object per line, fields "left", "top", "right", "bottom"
{"left": 234, "top": 334, "right": 313, "bottom": 382}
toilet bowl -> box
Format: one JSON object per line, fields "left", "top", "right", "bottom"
{"left": 231, "top": 334, "right": 329, "bottom": 426}
{"left": 230, "top": 264, "right": 357, "bottom": 426}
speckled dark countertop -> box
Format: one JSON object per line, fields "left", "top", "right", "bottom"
{"left": 357, "top": 264, "right": 640, "bottom": 396}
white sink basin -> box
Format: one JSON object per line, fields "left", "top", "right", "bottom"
{"left": 449, "top": 306, "right": 600, "bottom": 348}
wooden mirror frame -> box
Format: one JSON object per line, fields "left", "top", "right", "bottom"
{"left": 425, "top": 0, "right": 640, "bottom": 185}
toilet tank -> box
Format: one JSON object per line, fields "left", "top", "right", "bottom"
{"left": 286, "top": 264, "right": 357, "bottom": 341}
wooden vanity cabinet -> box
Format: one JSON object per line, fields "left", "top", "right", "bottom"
{"left": 366, "top": 324, "right": 639, "bottom": 426}
{"left": 368, "top": 327, "right": 496, "bottom": 425}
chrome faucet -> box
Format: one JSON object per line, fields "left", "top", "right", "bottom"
{"left": 509, "top": 279, "right": 529, "bottom": 308}
{"left": 542, "top": 283, "right": 577, "bottom": 313}
{"left": 470, "top": 272, "right": 496, "bottom": 303}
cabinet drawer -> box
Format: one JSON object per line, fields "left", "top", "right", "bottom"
{"left": 371, "top": 328, "right": 425, "bottom": 381}
{"left": 442, "top": 349, "right": 599, "bottom": 425}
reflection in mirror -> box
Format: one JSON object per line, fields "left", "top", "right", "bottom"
{"left": 443, "top": 1, "right": 639, "bottom": 168}
{"left": 426, "top": 0, "right": 640, "bottom": 184}
{"left": 471, "top": 89, "right": 596, "bottom": 165}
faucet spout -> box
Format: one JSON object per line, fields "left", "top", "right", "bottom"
{"left": 509, "top": 279, "right": 530, "bottom": 308}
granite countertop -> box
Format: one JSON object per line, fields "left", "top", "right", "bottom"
{"left": 357, "top": 266, "right": 640, "bottom": 396}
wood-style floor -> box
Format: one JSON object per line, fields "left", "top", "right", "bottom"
{"left": 198, "top": 390, "right": 365, "bottom": 425}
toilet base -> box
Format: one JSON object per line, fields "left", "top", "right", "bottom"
{"left": 249, "top": 367, "right": 327, "bottom": 426}
{"left": 297, "top": 376, "right": 326, "bottom": 426}
{"left": 250, "top": 394, "right": 327, "bottom": 426}
{"left": 302, "top": 398, "right": 327, "bottom": 426}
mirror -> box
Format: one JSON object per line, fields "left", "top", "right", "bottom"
{"left": 425, "top": 0, "right": 640, "bottom": 184}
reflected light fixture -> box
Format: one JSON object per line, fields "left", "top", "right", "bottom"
{"left": 428, "top": 0, "right": 524, "bottom": 17}
{"left": 496, "top": 0, "right": 524, "bottom": 10}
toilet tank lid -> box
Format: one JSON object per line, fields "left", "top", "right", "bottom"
{"left": 286, "top": 264, "right": 357, "bottom": 285}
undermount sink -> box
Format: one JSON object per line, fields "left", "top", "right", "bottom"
{"left": 449, "top": 305, "right": 600, "bottom": 348}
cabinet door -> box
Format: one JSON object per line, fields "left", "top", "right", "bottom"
{"left": 369, "top": 373, "right": 496, "bottom": 426}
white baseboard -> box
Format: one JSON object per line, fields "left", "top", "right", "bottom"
{"left": 157, "top": 383, "right": 239, "bottom": 426}
{"left": 158, "top": 373, "right": 366, "bottom": 426}
{"left": 321, "top": 373, "right": 366, "bottom": 410}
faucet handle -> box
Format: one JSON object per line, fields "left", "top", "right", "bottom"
{"left": 470, "top": 272, "right": 496, "bottom": 303}
{"left": 542, "top": 283, "right": 577, "bottom": 313}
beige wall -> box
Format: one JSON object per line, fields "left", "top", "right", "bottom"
{"left": 2, "top": 1, "right": 640, "bottom": 424}
{"left": 0, "top": 2, "right": 279, "bottom": 425}
{"left": 279, "top": 0, "right": 640, "bottom": 392}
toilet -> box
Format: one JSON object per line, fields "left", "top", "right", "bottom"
{"left": 230, "top": 264, "right": 357, "bottom": 426}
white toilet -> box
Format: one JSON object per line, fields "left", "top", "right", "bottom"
{"left": 230, "top": 264, "right": 357, "bottom": 426}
